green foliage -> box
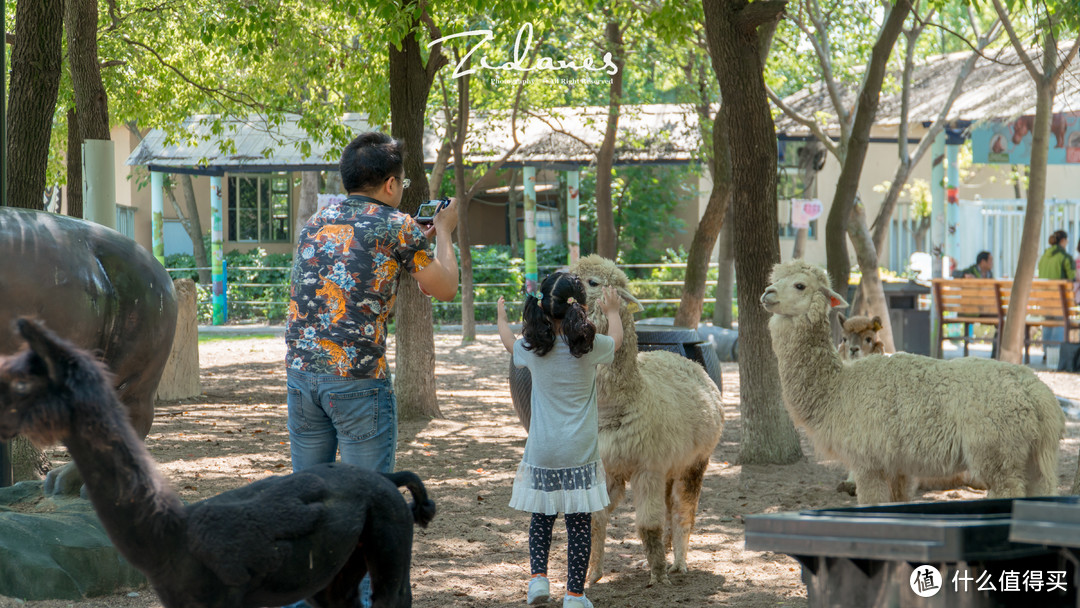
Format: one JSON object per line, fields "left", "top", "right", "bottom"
{"left": 578, "top": 165, "right": 690, "bottom": 264}
{"left": 164, "top": 246, "right": 292, "bottom": 323}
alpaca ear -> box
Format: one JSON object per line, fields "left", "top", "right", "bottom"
{"left": 617, "top": 287, "right": 643, "bottom": 314}
{"left": 838, "top": 313, "right": 848, "bottom": 325}
{"left": 15, "top": 318, "right": 71, "bottom": 385}
{"left": 823, "top": 288, "right": 847, "bottom": 309}
{"left": 871, "top": 316, "right": 882, "bottom": 331}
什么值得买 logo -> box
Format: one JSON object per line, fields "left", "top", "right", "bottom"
{"left": 427, "top": 23, "right": 619, "bottom": 79}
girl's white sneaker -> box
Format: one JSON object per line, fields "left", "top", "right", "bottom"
{"left": 562, "top": 594, "right": 594, "bottom": 608}
{"left": 527, "top": 576, "right": 550, "bottom": 604}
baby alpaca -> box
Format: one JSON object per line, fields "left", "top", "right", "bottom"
{"left": 762, "top": 260, "right": 1064, "bottom": 505}
{"left": 837, "top": 314, "right": 885, "bottom": 360}
{"left": 0, "top": 319, "right": 435, "bottom": 608}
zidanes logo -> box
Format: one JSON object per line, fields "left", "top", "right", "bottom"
{"left": 427, "top": 23, "right": 619, "bottom": 79}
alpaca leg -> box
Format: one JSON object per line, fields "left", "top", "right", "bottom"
{"left": 668, "top": 458, "right": 708, "bottom": 576}
{"left": 587, "top": 474, "right": 625, "bottom": 585}
{"left": 630, "top": 470, "right": 670, "bottom": 587}
{"left": 307, "top": 546, "right": 368, "bottom": 608}
{"left": 888, "top": 474, "right": 911, "bottom": 503}
{"left": 853, "top": 471, "right": 891, "bottom": 505}
{"left": 971, "top": 451, "right": 1027, "bottom": 499}
{"left": 364, "top": 519, "right": 416, "bottom": 608}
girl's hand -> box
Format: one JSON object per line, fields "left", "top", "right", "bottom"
{"left": 600, "top": 286, "right": 621, "bottom": 316}
{"left": 497, "top": 296, "right": 507, "bottom": 320}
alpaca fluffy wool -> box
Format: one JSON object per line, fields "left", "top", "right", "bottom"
{"left": 763, "top": 260, "right": 1065, "bottom": 505}
{"left": 569, "top": 255, "right": 724, "bottom": 587}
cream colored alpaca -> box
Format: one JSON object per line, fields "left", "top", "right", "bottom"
{"left": 569, "top": 255, "right": 724, "bottom": 587}
{"left": 837, "top": 314, "right": 885, "bottom": 360}
{"left": 762, "top": 260, "right": 1064, "bottom": 504}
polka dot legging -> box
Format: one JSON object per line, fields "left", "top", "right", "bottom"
{"left": 529, "top": 512, "right": 592, "bottom": 594}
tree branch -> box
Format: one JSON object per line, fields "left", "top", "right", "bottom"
{"left": 766, "top": 85, "right": 841, "bottom": 159}
{"left": 734, "top": 0, "right": 788, "bottom": 32}
{"left": 1050, "top": 36, "right": 1080, "bottom": 88}
{"left": 803, "top": 0, "right": 850, "bottom": 132}
{"left": 990, "top": 0, "right": 1043, "bottom": 82}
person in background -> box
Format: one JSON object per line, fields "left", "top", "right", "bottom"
{"left": 957, "top": 251, "right": 994, "bottom": 279}
{"left": 1038, "top": 230, "right": 1075, "bottom": 347}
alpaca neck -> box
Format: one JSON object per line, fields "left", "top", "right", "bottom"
{"left": 598, "top": 312, "right": 644, "bottom": 403}
{"left": 770, "top": 313, "right": 841, "bottom": 427}
{"left": 62, "top": 393, "right": 187, "bottom": 575}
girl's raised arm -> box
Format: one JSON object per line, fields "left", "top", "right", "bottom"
{"left": 496, "top": 296, "right": 516, "bottom": 353}
{"left": 600, "top": 286, "right": 623, "bottom": 351}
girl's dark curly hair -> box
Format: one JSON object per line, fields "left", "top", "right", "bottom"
{"left": 521, "top": 272, "right": 596, "bottom": 358}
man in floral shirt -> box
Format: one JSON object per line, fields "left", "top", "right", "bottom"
{"left": 285, "top": 131, "right": 458, "bottom": 476}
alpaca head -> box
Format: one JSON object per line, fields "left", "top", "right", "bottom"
{"left": 837, "top": 314, "right": 884, "bottom": 359}
{"left": 0, "top": 318, "right": 112, "bottom": 446}
{"left": 567, "top": 254, "right": 643, "bottom": 334}
{"left": 761, "top": 260, "right": 847, "bottom": 325}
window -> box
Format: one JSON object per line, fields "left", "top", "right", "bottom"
{"left": 227, "top": 173, "right": 291, "bottom": 242}
{"left": 777, "top": 140, "right": 821, "bottom": 239}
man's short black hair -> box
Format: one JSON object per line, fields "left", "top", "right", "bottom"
{"left": 976, "top": 251, "right": 991, "bottom": 264}
{"left": 340, "top": 132, "right": 405, "bottom": 193}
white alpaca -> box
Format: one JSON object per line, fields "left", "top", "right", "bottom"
{"left": 762, "top": 260, "right": 1064, "bottom": 504}
{"left": 568, "top": 255, "right": 724, "bottom": 587}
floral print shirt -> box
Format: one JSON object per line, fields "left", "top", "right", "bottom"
{"left": 286, "top": 195, "right": 434, "bottom": 378}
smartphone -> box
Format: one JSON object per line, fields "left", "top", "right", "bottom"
{"left": 413, "top": 199, "right": 451, "bottom": 224}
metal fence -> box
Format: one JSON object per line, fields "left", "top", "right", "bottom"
{"left": 888, "top": 198, "right": 1080, "bottom": 278}
{"left": 165, "top": 262, "right": 727, "bottom": 320}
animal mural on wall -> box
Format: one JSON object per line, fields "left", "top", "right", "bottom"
{"left": 0, "top": 319, "right": 435, "bottom": 608}
{"left": 0, "top": 207, "right": 177, "bottom": 494}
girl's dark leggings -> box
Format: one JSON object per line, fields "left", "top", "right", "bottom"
{"left": 529, "top": 512, "right": 592, "bottom": 594}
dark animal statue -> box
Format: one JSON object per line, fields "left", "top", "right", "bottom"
{"left": 0, "top": 207, "right": 177, "bottom": 494}
{"left": 0, "top": 319, "right": 435, "bottom": 608}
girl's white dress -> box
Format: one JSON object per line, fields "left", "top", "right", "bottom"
{"left": 509, "top": 334, "right": 615, "bottom": 516}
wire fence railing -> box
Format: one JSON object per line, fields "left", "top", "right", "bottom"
{"left": 166, "top": 262, "right": 730, "bottom": 324}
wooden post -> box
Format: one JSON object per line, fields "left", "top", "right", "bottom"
{"left": 151, "top": 171, "right": 165, "bottom": 263}
{"left": 567, "top": 169, "right": 580, "bottom": 264}
{"left": 211, "top": 175, "right": 225, "bottom": 325}
{"left": 930, "top": 133, "right": 946, "bottom": 358}
{"left": 524, "top": 166, "right": 538, "bottom": 294}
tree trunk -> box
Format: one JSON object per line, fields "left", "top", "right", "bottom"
{"left": 999, "top": 40, "right": 1058, "bottom": 364}
{"left": 822, "top": 1, "right": 911, "bottom": 294}
{"left": 295, "top": 171, "right": 320, "bottom": 242}
{"left": 594, "top": 20, "right": 625, "bottom": 260}
{"left": 848, "top": 200, "right": 896, "bottom": 352}
{"left": 66, "top": 0, "right": 110, "bottom": 142}
{"left": 791, "top": 228, "right": 807, "bottom": 259}
{"left": 162, "top": 176, "right": 211, "bottom": 283}
{"left": 388, "top": 16, "right": 448, "bottom": 420}
{"left": 704, "top": 0, "right": 802, "bottom": 465}
{"left": 713, "top": 217, "right": 735, "bottom": 328}
{"left": 428, "top": 139, "right": 452, "bottom": 198}
{"left": 12, "top": 436, "right": 49, "bottom": 481}
{"left": 6, "top": 0, "right": 63, "bottom": 209}
{"left": 67, "top": 108, "right": 84, "bottom": 217}
{"left": 507, "top": 169, "right": 520, "bottom": 253}
{"left": 675, "top": 104, "right": 732, "bottom": 328}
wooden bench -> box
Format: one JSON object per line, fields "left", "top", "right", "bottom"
{"left": 1000, "top": 279, "right": 1077, "bottom": 363}
{"left": 931, "top": 278, "right": 1005, "bottom": 356}
{"left": 931, "top": 278, "right": 1078, "bottom": 361}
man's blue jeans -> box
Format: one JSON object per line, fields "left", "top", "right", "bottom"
{"left": 284, "top": 368, "right": 397, "bottom": 608}
{"left": 286, "top": 369, "right": 397, "bottom": 474}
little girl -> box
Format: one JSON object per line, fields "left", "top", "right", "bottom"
{"left": 497, "top": 272, "right": 623, "bottom": 608}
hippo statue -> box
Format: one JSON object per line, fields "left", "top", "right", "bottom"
{"left": 1, "top": 207, "right": 177, "bottom": 495}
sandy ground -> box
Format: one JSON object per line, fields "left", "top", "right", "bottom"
{"left": 2, "top": 332, "right": 1080, "bottom": 608}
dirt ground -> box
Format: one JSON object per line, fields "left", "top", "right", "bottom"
{"left": 3, "top": 332, "right": 1080, "bottom": 608}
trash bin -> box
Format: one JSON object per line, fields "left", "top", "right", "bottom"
{"left": 845, "top": 281, "right": 931, "bottom": 355}
{"left": 745, "top": 498, "right": 1077, "bottom": 607}
{"left": 509, "top": 324, "right": 722, "bottom": 431}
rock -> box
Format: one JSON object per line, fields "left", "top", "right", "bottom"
{"left": 0, "top": 481, "right": 146, "bottom": 600}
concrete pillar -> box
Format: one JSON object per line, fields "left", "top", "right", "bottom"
{"left": 567, "top": 169, "right": 580, "bottom": 264}
{"left": 82, "top": 140, "right": 116, "bottom": 230}
{"left": 930, "top": 132, "right": 946, "bottom": 358}
{"left": 211, "top": 176, "right": 226, "bottom": 325}
{"left": 151, "top": 171, "right": 165, "bottom": 263}
{"left": 523, "top": 166, "right": 537, "bottom": 295}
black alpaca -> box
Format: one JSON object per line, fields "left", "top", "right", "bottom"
{"left": 0, "top": 319, "right": 435, "bottom": 608}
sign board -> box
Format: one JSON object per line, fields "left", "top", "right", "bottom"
{"left": 791, "top": 199, "right": 823, "bottom": 229}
